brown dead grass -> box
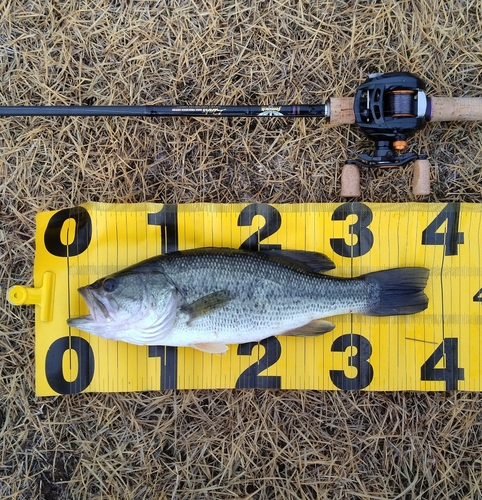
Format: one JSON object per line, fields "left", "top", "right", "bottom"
{"left": 2, "top": 0, "right": 482, "bottom": 498}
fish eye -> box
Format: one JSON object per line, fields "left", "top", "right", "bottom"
{"left": 102, "top": 278, "right": 118, "bottom": 293}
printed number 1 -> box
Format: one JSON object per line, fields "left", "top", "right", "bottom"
{"left": 148, "top": 346, "right": 178, "bottom": 390}
{"left": 148, "top": 204, "right": 179, "bottom": 253}
{"left": 147, "top": 205, "right": 179, "bottom": 389}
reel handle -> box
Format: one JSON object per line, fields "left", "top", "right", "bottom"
{"left": 340, "top": 159, "right": 431, "bottom": 198}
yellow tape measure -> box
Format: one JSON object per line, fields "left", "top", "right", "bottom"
{"left": 8, "top": 202, "right": 481, "bottom": 395}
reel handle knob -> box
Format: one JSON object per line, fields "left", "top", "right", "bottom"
{"left": 340, "top": 163, "right": 361, "bottom": 197}
{"left": 412, "top": 158, "right": 431, "bottom": 195}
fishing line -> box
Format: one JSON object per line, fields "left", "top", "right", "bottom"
{"left": 66, "top": 218, "right": 73, "bottom": 391}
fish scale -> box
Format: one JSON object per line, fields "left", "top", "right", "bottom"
{"left": 165, "top": 251, "right": 376, "bottom": 345}
{"left": 68, "top": 248, "right": 429, "bottom": 353}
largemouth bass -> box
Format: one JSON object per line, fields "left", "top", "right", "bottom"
{"left": 67, "top": 248, "right": 429, "bottom": 354}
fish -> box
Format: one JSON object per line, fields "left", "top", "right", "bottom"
{"left": 67, "top": 248, "right": 429, "bottom": 354}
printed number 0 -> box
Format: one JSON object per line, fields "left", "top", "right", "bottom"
{"left": 44, "top": 206, "right": 92, "bottom": 257}
{"left": 45, "top": 337, "right": 95, "bottom": 394}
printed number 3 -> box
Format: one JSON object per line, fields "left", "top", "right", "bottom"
{"left": 330, "top": 203, "right": 374, "bottom": 257}
{"left": 330, "top": 334, "right": 374, "bottom": 390}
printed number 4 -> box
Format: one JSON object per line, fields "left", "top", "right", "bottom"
{"left": 421, "top": 203, "right": 464, "bottom": 256}
{"left": 420, "top": 338, "right": 464, "bottom": 390}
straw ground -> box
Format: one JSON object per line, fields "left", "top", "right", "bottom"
{"left": 2, "top": 0, "right": 482, "bottom": 498}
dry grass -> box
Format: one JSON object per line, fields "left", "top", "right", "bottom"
{"left": 2, "top": 0, "right": 482, "bottom": 498}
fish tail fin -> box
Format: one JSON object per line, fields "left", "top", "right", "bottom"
{"left": 363, "top": 267, "right": 429, "bottom": 316}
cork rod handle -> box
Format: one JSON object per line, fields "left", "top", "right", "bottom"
{"left": 329, "top": 98, "right": 356, "bottom": 125}
{"left": 429, "top": 97, "right": 482, "bottom": 122}
{"left": 329, "top": 96, "right": 482, "bottom": 125}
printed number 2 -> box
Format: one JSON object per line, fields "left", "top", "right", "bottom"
{"left": 238, "top": 204, "right": 282, "bottom": 250}
{"left": 235, "top": 337, "right": 282, "bottom": 388}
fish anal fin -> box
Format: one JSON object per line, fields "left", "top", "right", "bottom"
{"left": 191, "top": 342, "right": 229, "bottom": 355}
{"left": 283, "top": 319, "right": 335, "bottom": 337}
{"left": 183, "top": 291, "right": 231, "bottom": 323}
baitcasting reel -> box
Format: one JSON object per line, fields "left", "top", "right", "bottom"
{"left": 331, "top": 72, "right": 432, "bottom": 196}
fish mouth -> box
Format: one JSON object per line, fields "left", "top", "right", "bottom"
{"left": 67, "top": 286, "right": 116, "bottom": 329}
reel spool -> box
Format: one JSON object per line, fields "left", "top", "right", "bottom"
{"left": 340, "top": 72, "right": 432, "bottom": 197}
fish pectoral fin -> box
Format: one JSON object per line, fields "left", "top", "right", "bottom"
{"left": 283, "top": 319, "right": 335, "bottom": 337}
{"left": 183, "top": 291, "right": 231, "bottom": 323}
{"left": 191, "top": 342, "right": 229, "bottom": 355}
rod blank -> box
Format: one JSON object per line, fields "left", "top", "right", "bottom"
{"left": 0, "top": 105, "right": 326, "bottom": 118}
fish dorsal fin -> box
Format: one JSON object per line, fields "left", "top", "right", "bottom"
{"left": 283, "top": 319, "right": 335, "bottom": 337}
{"left": 191, "top": 342, "right": 229, "bottom": 355}
{"left": 259, "top": 249, "right": 335, "bottom": 273}
{"left": 182, "top": 291, "right": 231, "bottom": 323}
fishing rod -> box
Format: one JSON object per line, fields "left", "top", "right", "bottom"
{"left": 3, "top": 72, "right": 482, "bottom": 196}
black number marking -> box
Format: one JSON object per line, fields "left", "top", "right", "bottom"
{"left": 148, "top": 346, "right": 178, "bottom": 390}
{"left": 148, "top": 204, "right": 179, "bottom": 253}
{"left": 474, "top": 288, "right": 482, "bottom": 302}
{"left": 44, "top": 206, "right": 92, "bottom": 257}
{"left": 45, "top": 336, "right": 95, "bottom": 394}
{"left": 329, "top": 334, "right": 374, "bottom": 390}
{"left": 330, "top": 203, "right": 374, "bottom": 258}
{"left": 235, "top": 337, "right": 282, "bottom": 388}
{"left": 420, "top": 338, "right": 464, "bottom": 390}
{"left": 421, "top": 203, "right": 464, "bottom": 256}
{"left": 238, "top": 203, "right": 282, "bottom": 250}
